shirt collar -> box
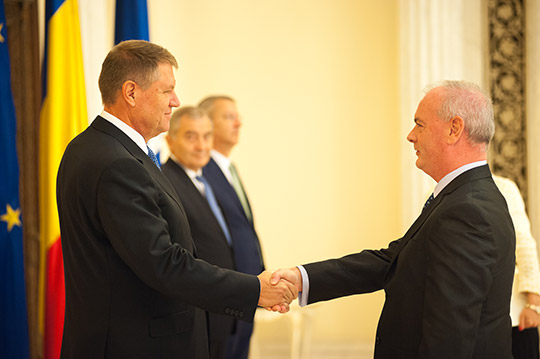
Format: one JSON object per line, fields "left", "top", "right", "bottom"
{"left": 434, "top": 160, "right": 487, "bottom": 197}
{"left": 101, "top": 110, "right": 148, "bottom": 154}
{"left": 211, "top": 149, "right": 231, "bottom": 168}
{"left": 210, "top": 149, "right": 234, "bottom": 183}
{"left": 169, "top": 154, "right": 203, "bottom": 179}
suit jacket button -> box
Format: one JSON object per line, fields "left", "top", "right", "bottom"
{"left": 225, "top": 308, "right": 230, "bottom": 314}
{"left": 239, "top": 312, "right": 244, "bottom": 318}
{"left": 234, "top": 310, "right": 239, "bottom": 316}
{"left": 375, "top": 336, "right": 381, "bottom": 345}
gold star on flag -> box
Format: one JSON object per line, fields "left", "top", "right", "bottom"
{"left": 0, "top": 23, "right": 4, "bottom": 43}
{"left": 1, "top": 204, "right": 21, "bottom": 232}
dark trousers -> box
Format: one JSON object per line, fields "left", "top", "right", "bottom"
{"left": 225, "top": 321, "right": 254, "bottom": 359}
{"left": 512, "top": 326, "right": 540, "bottom": 359}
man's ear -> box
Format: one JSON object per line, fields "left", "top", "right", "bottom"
{"left": 448, "top": 116, "right": 465, "bottom": 144}
{"left": 122, "top": 80, "right": 137, "bottom": 106}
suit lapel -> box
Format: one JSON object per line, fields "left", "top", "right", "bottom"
{"left": 164, "top": 159, "right": 231, "bottom": 248}
{"left": 91, "top": 116, "right": 187, "bottom": 216}
{"left": 386, "top": 165, "right": 493, "bottom": 275}
{"left": 165, "top": 159, "right": 206, "bottom": 203}
{"left": 204, "top": 158, "right": 248, "bottom": 219}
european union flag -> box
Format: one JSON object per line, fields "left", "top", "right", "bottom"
{"left": 114, "top": 0, "right": 149, "bottom": 44}
{"left": 0, "top": 1, "right": 30, "bottom": 358}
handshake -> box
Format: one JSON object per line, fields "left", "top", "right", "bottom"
{"left": 257, "top": 267, "right": 302, "bottom": 313}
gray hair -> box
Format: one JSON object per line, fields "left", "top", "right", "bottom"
{"left": 426, "top": 80, "right": 494, "bottom": 145}
{"left": 168, "top": 106, "right": 209, "bottom": 136}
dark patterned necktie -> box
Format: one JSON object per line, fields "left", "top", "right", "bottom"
{"left": 146, "top": 146, "right": 161, "bottom": 169}
{"left": 422, "top": 193, "right": 434, "bottom": 212}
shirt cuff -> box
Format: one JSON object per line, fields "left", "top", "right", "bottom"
{"left": 297, "top": 265, "right": 310, "bottom": 307}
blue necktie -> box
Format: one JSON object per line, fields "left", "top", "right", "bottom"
{"left": 422, "top": 193, "right": 434, "bottom": 212}
{"left": 196, "top": 175, "right": 232, "bottom": 246}
{"left": 146, "top": 145, "right": 161, "bottom": 169}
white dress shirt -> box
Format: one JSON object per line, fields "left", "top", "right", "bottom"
{"left": 100, "top": 110, "right": 150, "bottom": 155}
{"left": 210, "top": 149, "right": 234, "bottom": 184}
{"left": 168, "top": 155, "right": 205, "bottom": 194}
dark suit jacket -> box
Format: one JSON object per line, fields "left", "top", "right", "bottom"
{"left": 162, "top": 159, "right": 236, "bottom": 356}
{"left": 57, "top": 116, "right": 259, "bottom": 359}
{"left": 303, "top": 165, "right": 515, "bottom": 359}
{"left": 203, "top": 158, "right": 264, "bottom": 276}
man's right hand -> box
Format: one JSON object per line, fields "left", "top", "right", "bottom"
{"left": 257, "top": 270, "right": 298, "bottom": 313}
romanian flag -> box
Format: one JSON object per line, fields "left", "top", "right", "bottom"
{"left": 39, "top": 0, "right": 87, "bottom": 358}
{"left": 0, "top": 1, "right": 30, "bottom": 357}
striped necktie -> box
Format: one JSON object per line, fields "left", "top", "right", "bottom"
{"left": 229, "top": 163, "right": 252, "bottom": 222}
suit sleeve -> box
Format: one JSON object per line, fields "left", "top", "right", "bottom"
{"left": 419, "top": 202, "right": 497, "bottom": 357}
{"left": 303, "top": 238, "right": 401, "bottom": 303}
{"left": 96, "top": 157, "right": 259, "bottom": 321}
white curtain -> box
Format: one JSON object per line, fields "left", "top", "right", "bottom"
{"left": 78, "top": 0, "right": 114, "bottom": 122}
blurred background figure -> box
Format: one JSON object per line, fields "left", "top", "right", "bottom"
{"left": 200, "top": 96, "right": 265, "bottom": 359}
{"left": 163, "top": 106, "right": 236, "bottom": 359}
{"left": 493, "top": 175, "right": 540, "bottom": 359}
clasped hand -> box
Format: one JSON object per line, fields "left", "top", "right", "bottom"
{"left": 257, "top": 267, "right": 303, "bottom": 313}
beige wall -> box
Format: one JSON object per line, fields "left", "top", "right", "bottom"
{"left": 149, "top": 0, "right": 401, "bottom": 345}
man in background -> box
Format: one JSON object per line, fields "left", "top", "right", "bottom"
{"left": 162, "top": 106, "right": 236, "bottom": 359}
{"left": 200, "top": 96, "right": 264, "bottom": 359}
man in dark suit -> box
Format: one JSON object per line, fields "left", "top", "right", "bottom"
{"left": 200, "top": 96, "right": 265, "bottom": 359}
{"left": 56, "top": 40, "right": 296, "bottom": 359}
{"left": 162, "top": 106, "right": 237, "bottom": 359}
{"left": 271, "top": 81, "right": 516, "bottom": 359}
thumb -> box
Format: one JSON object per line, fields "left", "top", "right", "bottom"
{"left": 270, "top": 269, "right": 282, "bottom": 285}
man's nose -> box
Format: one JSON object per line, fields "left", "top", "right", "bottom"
{"left": 171, "top": 91, "right": 180, "bottom": 108}
{"left": 406, "top": 129, "right": 415, "bottom": 143}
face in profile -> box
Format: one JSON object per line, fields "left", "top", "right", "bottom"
{"left": 211, "top": 99, "right": 242, "bottom": 148}
{"left": 407, "top": 90, "right": 449, "bottom": 181}
{"left": 134, "top": 63, "right": 180, "bottom": 140}
{"left": 167, "top": 115, "right": 214, "bottom": 171}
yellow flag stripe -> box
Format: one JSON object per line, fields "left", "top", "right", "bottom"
{"left": 38, "top": 0, "right": 88, "bottom": 337}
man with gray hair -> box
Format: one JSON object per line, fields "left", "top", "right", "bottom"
{"left": 271, "top": 81, "right": 516, "bottom": 359}
{"left": 162, "top": 106, "right": 237, "bottom": 359}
